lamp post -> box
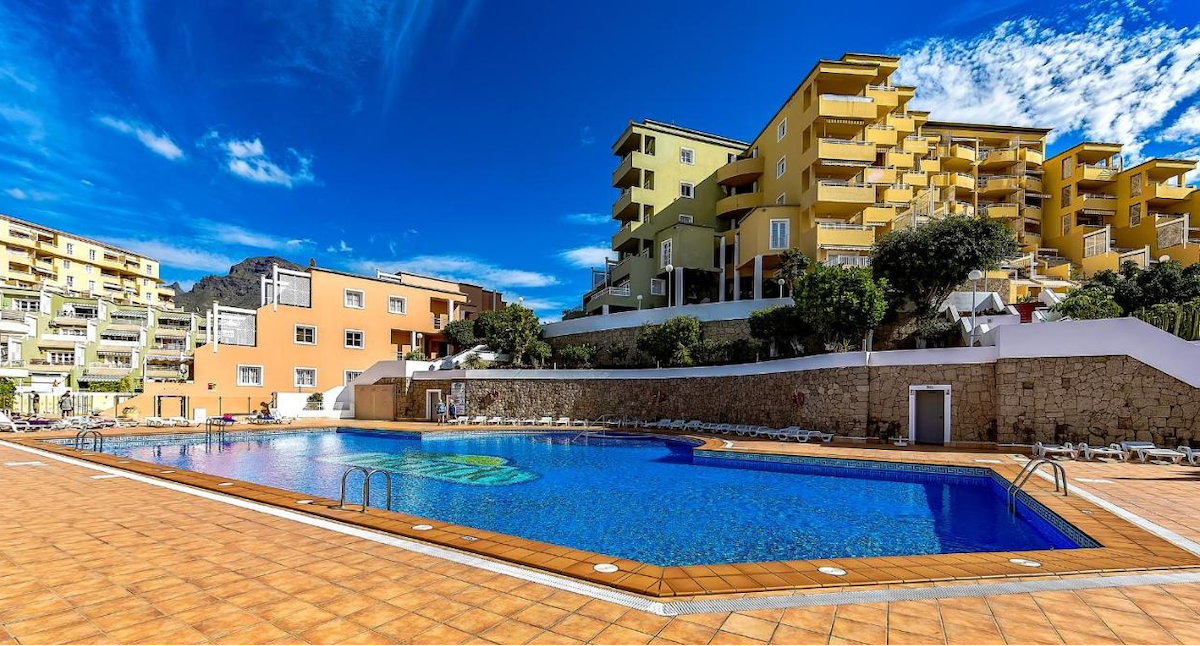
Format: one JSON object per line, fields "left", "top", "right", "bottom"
{"left": 664, "top": 264, "right": 674, "bottom": 307}
{"left": 416, "top": 332, "right": 424, "bottom": 358}
{"left": 636, "top": 294, "right": 643, "bottom": 310}
{"left": 968, "top": 269, "right": 984, "bottom": 347}
{"left": 776, "top": 277, "right": 786, "bottom": 299}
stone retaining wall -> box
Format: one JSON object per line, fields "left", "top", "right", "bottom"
{"left": 383, "top": 354, "right": 1200, "bottom": 446}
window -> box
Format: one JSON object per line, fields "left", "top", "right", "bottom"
{"left": 47, "top": 351, "right": 74, "bottom": 366}
{"left": 343, "top": 289, "right": 365, "bottom": 309}
{"left": 769, "top": 219, "right": 790, "bottom": 250}
{"left": 1129, "top": 203, "right": 1142, "bottom": 228}
{"left": 85, "top": 265, "right": 92, "bottom": 274}
{"left": 1061, "top": 156, "right": 1073, "bottom": 180}
{"left": 388, "top": 296, "right": 407, "bottom": 314}
{"left": 1062, "top": 214, "right": 1071, "bottom": 236}
{"left": 88, "top": 249, "right": 96, "bottom": 261}
{"left": 344, "top": 329, "right": 364, "bottom": 348}
{"left": 236, "top": 364, "right": 263, "bottom": 386}
{"left": 1130, "top": 173, "right": 1143, "bottom": 198}
{"left": 66, "top": 276, "right": 74, "bottom": 288}
{"left": 65, "top": 242, "right": 74, "bottom": 254}
{"left": 294, "top": 324, "right": 316, "bottom": 345}
{"left": 660, "top": 238, "right": 673, "bottom": 269}
{"left": 62, "top": 260, "right": 70, "bottom": 269}
{"left": 776, "top": 193, "right": 787, "bottom": 204}
{"left": 293, "top": 367, "right": 316, "bottom": 388}
{"left": 345, "top": 370, "right": 364, "bottom": 386}
{"left": 88, "top": 280, "right": 95, "bottom": 292}
{"left": 678, "top": 214, "right": 694, "bottom": 224}
{"left": 1060, "top": 185, "right": 1071, "bottom": 208}
{"left": 776, "top": 156, "right": 787, "bottom": 178}
{"left": 679, "top": 181, "right": 694, "bottom": 199}
{"left": 146, "top": 263, "right": 153, "bottom": 274}
{"left": 777, "top": 117, "right": 787, "bottom": 141}
{"left": 679, "top": 147, "right": 694, "bottom": 165}
{"left": 650, "top": 278, "right": 666, "bottom": 296}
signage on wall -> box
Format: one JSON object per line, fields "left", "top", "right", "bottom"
{"left": 207, "top": 382, "right": 215, "bottom": 391}
{"left": 451, "top": 382, "right": 466, "bottom": 414}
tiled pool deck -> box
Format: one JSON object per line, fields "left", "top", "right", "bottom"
{"left": 4, "top": 421, "right": 1200, "bottom": 644}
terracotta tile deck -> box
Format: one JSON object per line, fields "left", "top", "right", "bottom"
{"left": 4, "top": 423, "right": 1200, "bottom": 643}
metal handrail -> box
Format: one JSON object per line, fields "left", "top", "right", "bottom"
{"left": 74, "top": 429, "right": 103, "bottom": 452}
{"left": 1006, "top": 458, "right": 1067, "bottom": 511}
{"left": 337, "top": 467, "right": 393, "bottom": 512}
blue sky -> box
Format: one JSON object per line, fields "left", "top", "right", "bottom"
{"left": 2, "top": 0, "right": 1200, "bottom": 318}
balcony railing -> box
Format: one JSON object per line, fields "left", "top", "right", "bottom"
{"left": 607, "top": 285, "right": 631, "bottom": 297}
{"left": 825, "top": 255, "right": 872, "bottom": 267}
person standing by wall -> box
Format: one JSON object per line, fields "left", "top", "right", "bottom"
{"left": 436, "top": 398, "right": 447, "bottom": 425}
{"left": 58, "top": 390, "right": 74, "bottom": 419}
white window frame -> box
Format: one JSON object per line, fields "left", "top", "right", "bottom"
{"left": 679, "top": 147, "right": 695, "bottom": 165}
{"left": 343, "top": 288, "right": 365, "bottom": 309}
{"left": 65, "top": 242, "right": 74, "bottom": 255}
{"left": 294, "top": 324, "right": 317, "bottom": 345}
{"left": 776, "top": 193, "right": 787, "bottom": 204}
{"left": 388, "top": 295, "right": 407, "bottom": 314}
{"left": 769, "top": 219, "right": 790, "bottom": 250}
{"left": 776, "top": 156, "right": 787, "bottom": 178}
{"left": 679, "top": 181, "right": 694, "bottom": 199}
{"left": 777, "top": 117, "right": 787, "bottom": 142}
{"left": 650, "top": 278, "right": 666, "bottom": 296}
{"left": 344, "top": 329, "right": 365, "bottom": 349}
{"left": 63, "top": 259, "right": 71, "bottom": 269}
{"left": 236, "top": 364, "right": 263, "bottom": 387}
{"left": 66, "top": 276, "right": 74, "bottom": 288}
{"left": 344, "top": 370, "right": 364, "bottom": 386}
{"left": 293, "top": 367, "right": 317, "bottom": 388}
{"left": 88, "top": 249, "right": 96, "bottom": 260}
{"left": 678, "top": 214, "right": 694, "bottom": 224}
{"left": 660, "top": 238, "right": 673, "bottom": 269}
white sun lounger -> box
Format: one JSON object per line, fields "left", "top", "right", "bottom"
{"left": 468, "top": 416, "right": 487, "bottom": 424}
{"left": 682, "top": 420, "right": 702, "bottom": 431}
{"left": 553, "top": 417, "right": 570, "bottom": 426}
{"left": 447, "top": 416, "right": 469, "bottom": 425}
{"left": 1177, "top": 446, "right": 1200, "bottom": 466}
{"left": 799, "top": 429, "right": 834, "bottom": 443}
{"left": 0, "top": 413, "right": 31, "bottom": 432}
{"left": 643, "top": 418, "right": 671, "bottom": 429}
{"left": 485, "top": 416, "right": 503, "bottom": 424}
{"left": 144, "top": 417, "right": 174, "bottom": 427}
{"left": 1121, "top": 441, "right": 1184, "bottom": 464}
{"left": 534, "top": 416, "right": 553, "bottom": 426}
{"left": 1034, "top": 442, "right": 1078, "bottom": 460}
{"left": 770, "top": 427, "right": 803, "bottom": 441}
{"left": 166, "top": 416, "right": 194, "bottom": 427}
{"left": 1076, "top": 443, "right": 1127, "bottom": 461}
{"left": 571, "top": 418, "right": 589, "bottom": 426}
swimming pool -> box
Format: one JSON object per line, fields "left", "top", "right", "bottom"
{"left": 86, "top": 429, "right": 1093, "bottom": 566}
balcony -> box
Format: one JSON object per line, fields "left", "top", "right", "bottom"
{"left": 919, "top": 158, "right": 941, "bottom": 173}
{"left": 1022, "top": 205, "right": 1043, "bottom": 220}
{"left": 982, "top": 203, "right": 1020, "bottom": 219}
{"left": 1021, "top": 148, "right": 1044, "bottom": 165}
{"left": 815, "top": 180, "right": 875, "bottom": 205}
{"left": 865, "top": 84, "right": 899, "bottom": 107}
{"left": 817, "top": 94, "right": 877, "bottom": 119}
{"left": 1080, "top": 164, "right": 1117, "bottom": 182}
{"left": 881, "top": 185, "right": 913, "bottom": 203}
{"left": 864, "top": 125, "right": 897, "bottom": 147}
{"left": 716, "top": 156, "right": 764, "bottom": 187}
{"left": 816, "top": 222, "right": 876, "bottom": 248}
{"left": 715, "top": 192, "right": 762, "bottom": 218}
{"left": 932, "top": 173, "right": 975, "bottom": 191}
{"left": 982, "top": 148, "right": 1018, "bottom": 166}
{"left": 979, "top": 175, "right": 1021, "bottom": 194}
{"left": 1151, "top": 182, "right": 1193, "bottom": 201}
{"left": 612, "top": 151, "right": 653, "bottom": 188}
{"left": 1023, "top": 176, "right": 1044, "bottom": 193}
{"left": 1079, "top": 193, "right": 1118, "bottom": 212}
{"left": 886, "top": 112, "right": 917, "bottom": 132}
{"left": 863, "top": 167, "right": 898, "bottom": 185}
{"left": 611, "top": 221, "right": 644, "bottom": 253}
{"left": 885, "top": 151, "right": 915, "bottom": 169}
{"left": 824, "top": 254, "right": 872, "bottom": 268}
{"left": 902, "top": 171, "right": 927, "bottom": 187}
{"left": 817, "top": 138, "right": 877, "bottom": 163}
{"left": 939, "top": 144, "right": 976, "bottom": 166}
{"left": 902, "top": 136, "right": 930, "bottom": 154}
{"left": 612, "top": 187, "right": 650, "bottom": 221}
{"left": 862, "top": 204, "right": 897, "bottom": 226}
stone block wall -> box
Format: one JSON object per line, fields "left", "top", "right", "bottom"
{"left": 867, "top": 364, "right": 997, "bottom": 442}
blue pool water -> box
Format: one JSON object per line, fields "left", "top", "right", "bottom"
{"left": 90, "top": 429, "right": 1089, "bottom": 566}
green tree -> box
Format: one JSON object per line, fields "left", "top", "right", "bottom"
{"left": 0, "top": 377, "right": 14, "bottom": 410}
{"left": 443, "top": 319, "right": 477, "bottom": 348}
{"left": 1052, "top": 284, "right": 1123, "bottom": 320}
{"left": 748, "top": 305, "right": 810, "bottom": 357}
{"left": 776, "top": 249, "right": 811, "bottom": 290}
{"left": 555, "top": 343, "right": 597, "bottom": 368}
{"left": 474, "top": 310, "right": 503, "bottom": 343}
{"left": 797, "top": 264, "right": 887, "bottom": 349}
{"left": 636, "top": 316, "right": 701, "bottom": 367}
{"left": 1091, "top": 260, "right": 1200, "bottom": 313}
{"left": 871, "top": 215, "right": 1018, "bottom": 320}
{"left": 482, "top": 306, "right": 547, "bottom": 366}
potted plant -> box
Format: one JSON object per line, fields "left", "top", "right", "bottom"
{"left": 1013, "top": 293, "right": 1040, "bottom": 323}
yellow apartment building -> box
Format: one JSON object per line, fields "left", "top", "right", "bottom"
{"left": 581, "top": 53, "right": 1069, "bottom": 314}
{"left": 0, "top": 213, "right": 174, "bottom": 307}
{"left": 120, "top": 265, "right": 503, "bottom": 419}
{"left": 1043, "top": 143, "right": 1199, "bottom": 276}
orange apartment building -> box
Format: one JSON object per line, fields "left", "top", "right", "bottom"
{"left": 119, "top": 264, "right": 502, "bottom": 419}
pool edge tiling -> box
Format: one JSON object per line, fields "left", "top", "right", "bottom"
{"left": 9, "top": 427, "right": 1200, "bottom": 600}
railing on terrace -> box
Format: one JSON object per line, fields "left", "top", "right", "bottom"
{"left": 825, "top": 255, "right": 872, "bottom": 267}
{"left": 866, "top": 84, "right": 896, "bottom": 90}
{"left": 818, "top": 179, "right": 868, "bottom": 187}
{"left": 1081, "top": 164, "right": 1117, "bottom": 178}
{"left": 818, "top": 222, "right": 872, "bottom": 230}
{"left": 819, "top": 93, "right": 873, "bottom": 103}
{"left": 1079, "top": 193, "right": 1117, "bottom": 200}
{"left": 607, "top": 285, "right": 631, "bottom": 297}
{"left": 867, "top": 124, "right": 895, "bottom": 131}
{"left": 819, "top": 137, "right": 874, "bottom": 146}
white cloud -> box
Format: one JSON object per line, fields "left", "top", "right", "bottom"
{"left": 327, "top": 240, "right": 354, "bottom": 253}
{"left": 206, "top": 131, "right": 315, "bottom": 188}
{"left": 104, "top": 237, "right": 235, "bottom": 273}
{"left": 346, "top": 254, "right": 559, "bottom": 289}
{"left": 563, "top": 212, "right": 610, "bottom": 226}
{"left": 559, "top": 245, "right": 615, "bottom": 268}
{"left": 287, "top": 238, "right": 314, "bottom": 247}
{"left": 504, "top": 294, "right": 564, "bottom": 315}
{"left": 5, "top": 187, "right": 25, "bottom": 200}
{"left": 1163, "top": 106, "right": 1200, "bottom": 143}
{"left": 96, "top": 115, "right": 184, "bottom": 161}
{"left": 194, "top": 218, "right": 313, "bottom": 250}
{"left": 895, "top": 11, "right": 1200, "bottom": 158}
{"left": 579, "top": 126, "right": 596, "bottom": 146}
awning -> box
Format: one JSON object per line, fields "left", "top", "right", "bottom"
{"left": 106, "top": 324, "right": 143, "bottom": 333}
{"left": 154, "top": 328, "right": 187, "bottom": 337}
{"left": 95, "top": 345, "right": 134, "bottom": 354}
{"left": 80, "top": 373, "right": 124, "bottom": 382}
{"left": 37, "top": 339, "right": 78, "bottom": 349}
{"left": 145, "top": 353, "right": 184, "bottom": 361}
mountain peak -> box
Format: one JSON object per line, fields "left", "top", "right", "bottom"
{"left": 170, "top": 255, "right": 303, "bottom": 313}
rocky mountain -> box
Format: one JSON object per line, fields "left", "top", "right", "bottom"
{"left": 169, "top": 256, "right": 304, "bottom": 313}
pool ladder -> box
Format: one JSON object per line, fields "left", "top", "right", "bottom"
{"left": 1006, "top": 458, "right": 1068, "bottom": 512}
{"left": 204, "top": 421, "right": 229, "bottom": 443}
{"left": 336, "top": 466, "right": 392, "bottom": 512}
{"left": 73, "top": 429, "right": 103, "bottom": 452}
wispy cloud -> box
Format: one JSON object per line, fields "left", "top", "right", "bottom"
{"left": 5, "top": 187, "right": 26, "bottom": 200}
{"left": 104, "top": 237, "right": 235, "bottom": 273}
{"left": 195, "top": 218, "right": 314, "bottom": 250}
{"left": 1163, "top": 106, "right": 1200, "bottom": 143}
{"left": 96, "top": 115, "right": 185, "bottom": 161}
{"left": 579, "top": 126, "right": 596, "bottom": 146}
{"left": 327, "top": 239, "right": 354, "bottom": 253}
{"left": 559, "top": 245, "right": 615, "bottom": 269}
{"left": 205, "top": 131, "right": 315, "bottom": 188}
{"left": 563, "top": 212, "right": 610, "bottom": 226}
{"left": 346, "top": 254, "right": 559, "bottom": 290}
{"left": 503, "top": 294, "right": 564, "bottom": 316}
{"left": 895, "top": 7, "right": 1200, "bottom": 158}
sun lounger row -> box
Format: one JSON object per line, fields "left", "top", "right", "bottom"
{"left": 641, "top": 419, "right": 834, "bottom": 442}
{"left": 1035, "top": 441, "right": 1200, "bottom": 465}
{"left": 447, "top": 415, "right": 577, "bottom": 427}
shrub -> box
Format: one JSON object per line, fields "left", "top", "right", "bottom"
{"left": 1052, "top": 284, "right": 1122, "bottom": 320}
{"left": 403, "top": 350, "right": 428, "bottom": 360}
{"left": 748, "top": 305, "right": 810, "bottom": 357}
{"left": 797, "top": 264, "right": 888, "bottom": 349}
{"left": 555, "top": 343, "right": 597, "bottom": 368}
{"left": 460, "top": 353, "right": 489, "bottom": 369}
{"left": 443, "top": 319, "right": 476, "bottom": 347}
{"left": 0, "top": 378, "right": 13, "bottom": 410}
{"left": 636, "top": 316, "right": 702, "bottom": 367}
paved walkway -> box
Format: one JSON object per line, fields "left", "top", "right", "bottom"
{"left": 4, "top": 435, "right": 1200, "bottom": 644}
